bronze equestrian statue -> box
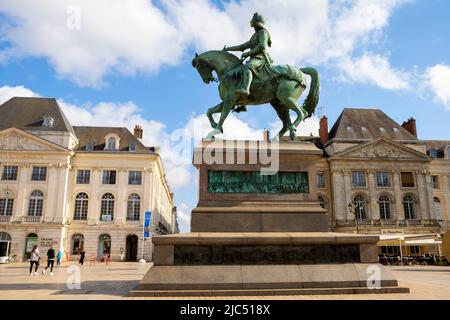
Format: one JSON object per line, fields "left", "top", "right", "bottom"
{"left": 192, "top": 13, "right": 320, "bottom": 141}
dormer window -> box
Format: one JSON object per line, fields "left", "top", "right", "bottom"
{"left": 428, "top": 149, "right": 440, "bottom": 159}
{"left": 361, "top": 127, "right": 368, "bottom": 132}
{"left": 104, "top": 134, "right": 120, "bottom": 151}
{"left": 346, "top": 126, "right": 352, "bottom": 131}
{"left": 393, "top": 128, "right": 399, "bottom": 133}
{"left": 86, "top": 142, "right": 95, "bottom": 151}
{"left": 107, "top": 137, "right": 116, "bottom": 150}
{"left": 379, "top": 127, "right": 386, "bottom": 133}
{"left": 42, "top": 115, "right": 54, "bottom": 127}
{"left": 129, "top": 142, "right": 136, "bottom": 152}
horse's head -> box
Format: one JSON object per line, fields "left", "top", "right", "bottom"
{"left": 192, "top": 53, "right": 216, "bottom": 84}
{"left": 192, "top": 51, "right": 241, "bottom": 84}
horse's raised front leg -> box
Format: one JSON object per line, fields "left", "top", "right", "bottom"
{"left": 207, "top": 102, "right": 223, "bottom": 129}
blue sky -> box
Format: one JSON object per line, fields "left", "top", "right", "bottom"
{"left": 1, "top": 0, "right": 450, "bottom": 231}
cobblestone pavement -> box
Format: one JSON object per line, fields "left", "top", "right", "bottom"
{"left": 0, "top": 262, "right": 449, "bottom": 300}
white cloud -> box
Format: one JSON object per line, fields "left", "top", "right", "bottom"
{"left": 423, "top": 64, "right": 450, "bottom": 109}
{"left": 0, "top": 0, "right": 183, "bottom": 87}
{"left": 338, "top": 53, "right": 410, "bottom": 90}
{"left": 176, "top": 202, "right": 191, "bottom": 233}
{"left": 0, "top": 0, "right": 411, "bottom": 89}
{"left": 0, "top": 85, "right": 39, "bottom": 102}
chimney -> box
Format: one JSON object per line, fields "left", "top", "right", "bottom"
{"left": 319, "top": 116, "right": 329, "bottom": 145}
{"left": 401, "top": 118, "right": 417, "bottom": 138}
{"left": 134, "top": 124, "right": 143, "bottom": 141}
{"left": 263, "top": 129, "right": 270, "bottom": 142}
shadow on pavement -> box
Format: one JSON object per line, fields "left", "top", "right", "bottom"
{"left": 0, "top": 280, "right": 139, "bottom": 297}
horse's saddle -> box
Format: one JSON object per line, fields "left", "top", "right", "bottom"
{"left": 227, "top": 62, "right": 307, "bottom": 89}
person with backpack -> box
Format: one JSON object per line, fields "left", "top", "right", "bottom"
{"left": 29, "top": 245, "right": 40, "bottom": 276}
{"left": 42, "top": 243, "right": 56, "bottom": 276}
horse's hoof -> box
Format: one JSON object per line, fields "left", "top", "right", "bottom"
{"left": 205, "top": 129, "right": 221, "bottom": 140}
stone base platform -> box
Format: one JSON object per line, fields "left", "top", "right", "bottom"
{"left": 130, "top": 264, "right": 409, "bottom": 297}
{"left": 132, "top": 232, "right": 410, "bottom": 297}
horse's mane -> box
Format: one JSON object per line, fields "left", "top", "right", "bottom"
{"left": 200, "top": 50, "right": 241, "bottom": 65}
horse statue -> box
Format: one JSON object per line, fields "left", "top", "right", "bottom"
{"left": 192, "top": 50, "right": 320, "bottom": 141}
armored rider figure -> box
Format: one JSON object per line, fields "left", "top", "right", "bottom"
{"left": 224, "top": 12, "right": 273, "bottom": 99}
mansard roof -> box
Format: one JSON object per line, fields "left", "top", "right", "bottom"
{"left": 0, "top": 97, "right": 75, "bottom": 136}
{"left": 328, "top": 108, "right": 418, "bottom": 142}
{"left": 73, "top": 126, "right": 154, "bottom": 153}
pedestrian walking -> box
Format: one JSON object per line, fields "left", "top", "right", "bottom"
{"left": 29, "top": 245, "right": 40, "bottom": 276}
{"left": 56, "top": 250, "right": 63, "bottom": 266}
{"left": 79, "top": 250, "right": 85, "bottom": 266}
{"left": 42, "top": 243, "right": 56, "bottom": 276}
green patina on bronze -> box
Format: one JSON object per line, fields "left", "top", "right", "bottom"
{"left": 208, "top": 171, "right": 309, "bottom": 194}
{"left": 192, "top": 12, "right": 320, "bottom": 141}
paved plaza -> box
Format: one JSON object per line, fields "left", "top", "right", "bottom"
{"left": 0, "top": 262, "right": 449, "bottom": 300}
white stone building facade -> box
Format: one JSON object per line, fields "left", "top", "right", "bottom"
{"left": 0, "top": 97, "right": 177, "bottom": 262}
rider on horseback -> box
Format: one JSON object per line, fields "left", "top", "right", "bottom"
{"left": 224, "top": 13, "right": 273, "bottom": 100}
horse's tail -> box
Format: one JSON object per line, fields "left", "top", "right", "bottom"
{"left": 300, "top": 67, "right": 320, "bottom": 119}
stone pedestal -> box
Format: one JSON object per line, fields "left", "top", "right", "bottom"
{"left": 132, "top": 140, "right": 409, "bottom": 297}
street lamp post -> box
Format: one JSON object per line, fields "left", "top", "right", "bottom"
{"left": 348, "top": 202, "right": 360, "bottom": 234}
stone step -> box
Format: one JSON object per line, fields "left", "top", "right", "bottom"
{"left": 129, "top": 286, "right": 410, "bottom": 297}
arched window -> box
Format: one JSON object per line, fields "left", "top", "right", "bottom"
{"left": 354, "top": 195, "right": 367, "bottom": 220}
{"left": 127, "top": 193, "right": 141, "bottom": 221}
{"left": 379, "top": 195, "right": 391, "bottom": 220}
{"left": 403, "top": 195, "right": 415, "bottom": 220}
{"left": 74, "top": 193, "right": 89, "bottom": 220}
{"left": 434, "top": 197, "right": 443, "bottom": 221}
{"left": 28, "top": 190, "right": 44, "bottom": 216}
{"left": 318, "top": 196, "right": 326, "bottom": 209}
{"left": 100, "top": 193, "right": 114, "bottom": 221}
{"left": 71, "top": 234, "right": 84, "bottom": 254}
{"left": 0, "top": 196, "right": 14, "bottom": 216}
{"left": 107, "top": 137, "right": 117, "bottom": 150}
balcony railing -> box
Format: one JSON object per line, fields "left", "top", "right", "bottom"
{"left": 356, "top": 219, "right": 372, "bottom": 226}
{"left": 0, "top": 215, "right": 12, "bottom": 223}
{"left": 380, "top": 219, "right": 398, "bottom": 226}
{"left": 406, "top": 219, "right": 421, "bottom": 226}
{"left": 23, "top": 216, "right": 43, "bottom": 223}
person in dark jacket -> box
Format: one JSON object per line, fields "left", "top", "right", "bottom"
{"left": 79, "top": 250, "right": 85, "bottom": 266}
{"left": 42, "top": 244, "right": 56, "bottom": 275}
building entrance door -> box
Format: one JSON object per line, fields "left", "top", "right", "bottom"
{"left": 126, "top": 235, "right": 138, "bottom": 261}
{"left": 0, "top": 232, "right": 12, "bottom": 258}
{"left": 98, "top": 234, "right": 111, "bottom": 258}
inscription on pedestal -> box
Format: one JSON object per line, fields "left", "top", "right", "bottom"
{"left": 174, "top": 245, "right": 360, "bottom": 265}
{"left": 208, "top": 171, "right": 309, "bottom": 194}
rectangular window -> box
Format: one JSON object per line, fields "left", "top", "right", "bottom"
{"left": 0, "top": 199, "right": 14, "bottom": 216}
{"left": 129, "top": 142, "right": 136, "bottom": 152}
{"left": 431, "top": 175, "right": 440, "bottom": 189}
{"left": 128, "top": 171, "right": 142, "bottom": 185}
{"left": 316, "top": 173, "right": 325, "bottom": 189}
{"left": 76, "top": 170, "right": 91, "bottom": 184}
{"left": 1, "top": 166, "right": 18, "bottom": 181}
{"left": 31, "top": 166, "right": 47, "bottom": 181}
{"left": 401, "top": 172, "right": 415, "bottom": 188}
{"left": 376, "top": 172, "right": 391, "bottom": 187}
{"left": 102, "top": 170, "right": 116, "bottom": 185}
{"left": 352, "top": 171, "right": 366, "bottom": 188}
